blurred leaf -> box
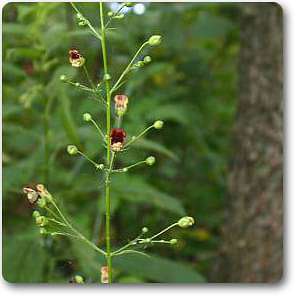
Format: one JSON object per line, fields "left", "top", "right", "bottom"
{"left": 2, "top": 231, "right": 48, "bottom": 283}
{"left": 114, "top": 253, "right": 206, "bottom": 283}
{"left": 112, "top": 174, "right": 186, "bottom": 215}
{"left": 132, "top": 138, "right": 179, "bottom": 161}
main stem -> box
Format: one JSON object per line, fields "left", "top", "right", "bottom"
{"left": 100, "top": 2, "right": 112, "bottom": 283}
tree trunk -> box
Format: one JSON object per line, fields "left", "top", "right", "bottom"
{"left": 220, "top": 3, "right": 283, "bottom": 283}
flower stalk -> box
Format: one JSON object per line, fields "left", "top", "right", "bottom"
{"left": 99, "top": 2, "right": 113, "bottom": 283}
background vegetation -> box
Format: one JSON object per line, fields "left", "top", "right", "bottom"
{"left": 2, "top": 2, "right": 240, "bottom": 283}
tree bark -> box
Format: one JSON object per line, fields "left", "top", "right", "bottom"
{"left": 220, "top": 3, "right": 283, "bottom": 283}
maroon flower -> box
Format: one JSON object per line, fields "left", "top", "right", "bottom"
{"left": 69, "top": 49, "right": 85, "bottom": 67}
{"left": 110, "top": 128, "right": 126, "bottom": 152}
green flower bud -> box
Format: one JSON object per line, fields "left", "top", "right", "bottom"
{"left": 145, "top": 156, "right": 156, "bottom": 166}
{"left": 78, "top": 20, "right": 87, "bottom": 26}
{"left": 75, "top": 82, "right": 80, "bottom": 87}
{"left": 96, "top": 164, "right": 105, "bottom": 170}
{"left": 114, "top": 13, "right": 124, "bottom": 19}
{"left": 136, "top": 61, "right": 144, "bottom": 68}
{"left": 32, "top": 210, "right": 40, "bottom": 218}
{"left": 143, "top": 56, "right": 152, "bottom": 64}
{"left": 123, "top": 167, "right": 128, "bottom": 172}
{"left": 124, "top": 2, "right": 134, "bottom": 7}
{"left": 60, "top": 75, "right": 66, "bottom": 81}
{"left": 103, "top": 73, "right": 111, "bottom": 81}
{"left": 40, "top": 228, "right": 47, "bottom": 235}
{"left": 178, "top": 216, "right": 195, "bottom": 228}
{"left": 36, "top": 216, "right": 48, "bottom": 227}
{"left": 145, "top": 238, "right": 151, "bottom": 243}
{"left": 148, "top": 35, "right": 162, "bottom": 46}
{"left": 83, "top": 113, "right": 92, "bottom": 122}
{"left": 170, "top": 239, "right": 177, "bottom": 245}
{"left": 142, "top": 227, "right": 149, "bottom": 233}
{"left": 74, "top": 275, "right": 84, "bottom": 284}
{"left": 37, "top": 197, "right": 47, "bottom": 208}
{"left": 67, "top": 145, "right": 78, "bottom": 155}
{"left": 153, "top": 120, "right": 164, "bottom": 129}
{"left": 107, "top": 11, "right": 114, "bottom": 17}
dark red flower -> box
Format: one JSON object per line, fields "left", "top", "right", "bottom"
{"left": 69, "top": 49, "right": 80, "bottom": 60}
{"left": 68, "top": 49, "right": 85, "bottom": 67}
{"left": 110, "top": 128, "right": 126, "bottom": 151}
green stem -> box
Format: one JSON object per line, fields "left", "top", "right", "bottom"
{"left": 104, "top": 3, "right": 126, "bottom": 29}
{"left": 49, "top": 198, "right": 106, "bottom": 256}
{"left": 83, "top": 65, "right": 95, "bottom": 89}
{"left": 70, "top": 2, "right": 102, "bottom": 41}
{"left": 112, "top": 160, "right": 146, "bottom": 173}
{"left": 90, "top": 119, "right": 105, "bottom": 139}
{"left": 100, "top": 2, "right": 113, "bottom": 284}
{"left": 77, "top": 150, "right": 100, "bottom": 168}
{"left": 111, "top": 41, "right": 149, "bottom": 94}
{"left": 149, "top": 223, "right": 178, "bottom": 240}
{"left": 125, "top": 125, "right": 155, "bottom": 147}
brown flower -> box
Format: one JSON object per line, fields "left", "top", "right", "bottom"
{"left": 110, "top": 128, "right": 126, "bottom": 152}
{"left": 114, "top": 95, "right": 128, "bottom": 116}
{"left": 101, "top": 266, "right": 109, "bottom": 284}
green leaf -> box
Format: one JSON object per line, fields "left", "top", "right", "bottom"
{"left": 131, "top": 138, "right": 179, "bottom": 161}
{"left": 113, "top": 253, "right": 206, "bottom": 283}
{"left": 2, "top": 231, "right": 48, "bottom": 283}
{"left": 112, "top": 175, "right": 186, "bottom": 215}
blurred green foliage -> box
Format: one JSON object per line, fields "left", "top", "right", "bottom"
{"left": 2, "top": 2, "right": 239, "bottom": 283}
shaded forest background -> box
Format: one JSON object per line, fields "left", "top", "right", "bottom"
{"left": 2, "top": 2, "right": 282, "bottom": 283}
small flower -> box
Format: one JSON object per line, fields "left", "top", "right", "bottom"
{"left": 145, "top": 156, "right": 156, "bottom": 166}
{"left": 143, "top": 56, "right": 152, "bottom": 64}
{"left": 103, "top": 73, "right": 111, "bottom": 81}
{"left": 32, "top": 210, "right": 40, "bottom": 218}
{"left": 23, "top": 187, "right": 39, "bottom": 204}
{"left": 96, "top": 164, "right": 105, "bottom": 170}
{"left": 110, "top": 128, "right": 126, "bottom": 152}
{"left": 113, "top": 13, "right": 124, "bottom": 19}
{"left": 101, "top": 266, "right": 109, "bottom": 284}
{"left": 37, "top": 197, "right": 47, "bottom": 208}
{"left": 148, "top": 35, "right": 162, "bottom": 46}
{"left": 83, "top": 113, "right": 92, "bottom": 122}
{"left": 39, "top": 228, "right": 47, "bottom": 235}
{"left": 69, "top": 49, "right": 85, "bottom": 67}
{"left": 35, "top": 216, "right": 48, "bottom": 227}
{"left": 170, "top": 239, "right": 178, "bottom": 245}
{"left": 74, "top": 275, "right": 84, "bottom": 284}
{"left": 153, "top": 120, "right": 164, "bottom": 129}
{"left": 178, "top": 216, "right": 195, "bottom": 228}
{"left": 114, "top": 95, "right": 128, "bottom": 116}
{"left": 142, "top": 227, "right": 149, "bottom": 233}
{"left": 124, "top": 2, "right": 134, "bottom": 7}
{"left": 67, "top": 145, "right": 78, "bottom": 155}
{"left": 60, "top": 74, "right": 66, "bottom": 81}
